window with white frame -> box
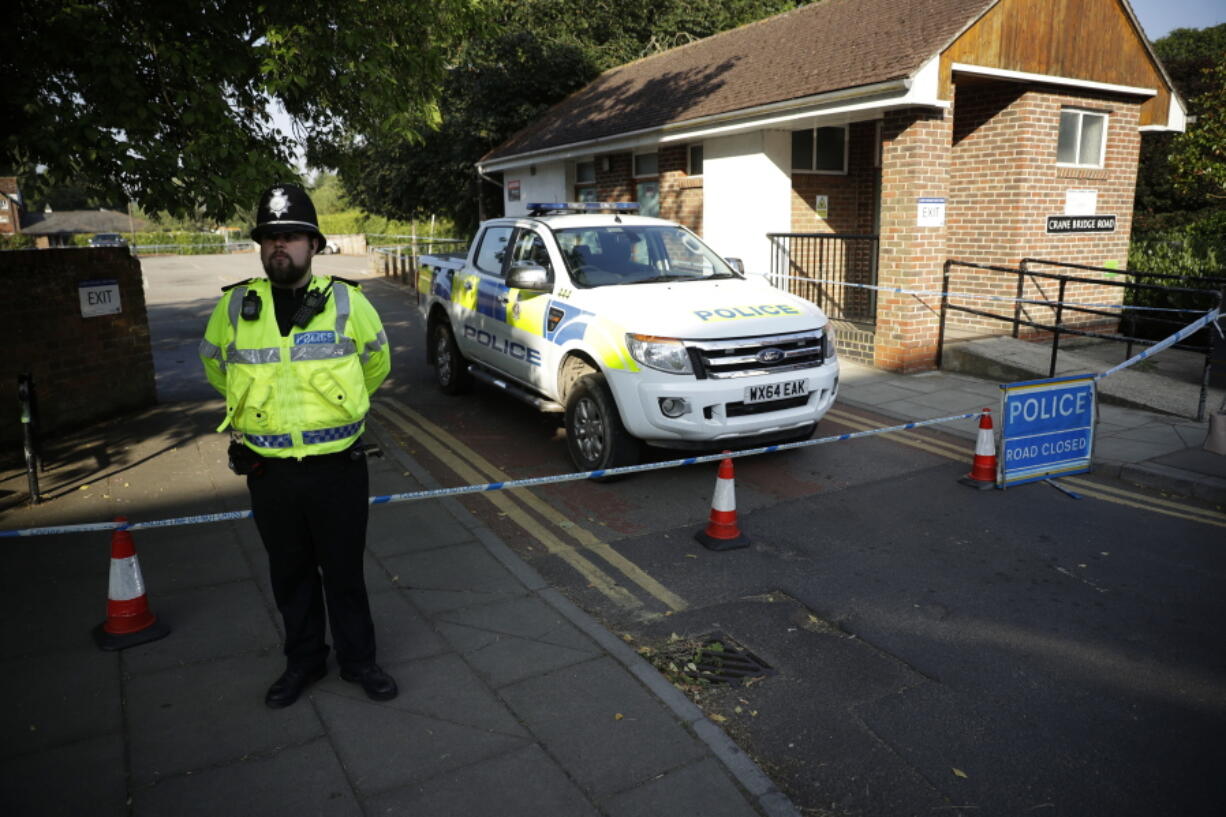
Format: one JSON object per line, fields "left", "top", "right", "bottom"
{"left": 1057, "top": 108, "right": 1107, "bottom": 168}
{"left": 688, "top": 144, "right": 703, "bottom": 176}
{"left": 633, "top": 152, "right": 658, "bottom": 178}
{"left": 792, "top": 125, "right": 847, "bottom": 173}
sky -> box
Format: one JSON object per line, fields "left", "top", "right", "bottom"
{"left": 1128, "top": 0, "right": 1224, "bottom": 40}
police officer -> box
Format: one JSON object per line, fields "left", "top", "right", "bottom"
{"left": 199, "top": 183, "right": 396, "bottom": 708}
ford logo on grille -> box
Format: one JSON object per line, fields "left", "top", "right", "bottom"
{"left": 756, "top": 347, "right": 785, "bottom": 364}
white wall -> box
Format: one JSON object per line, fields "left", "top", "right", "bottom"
{"left": 701, "top": 130, "right": 792, "bottom": 275}
{"left": 502, "top": 162, "right": 568, "bottom": 217}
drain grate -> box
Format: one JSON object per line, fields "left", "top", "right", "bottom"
{"left": 679, "top": 632, "right": 775, "bottom": 685}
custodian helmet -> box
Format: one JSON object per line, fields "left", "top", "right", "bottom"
{"left": 250, "top": 183, "right": 325, "bottom": 251}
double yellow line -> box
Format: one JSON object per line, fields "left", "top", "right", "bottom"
{"left": 826, "top": 407, "right": 1226, "bottom": 528}
{"left": 371, "top": 398, "right": 689, "bottom": 616}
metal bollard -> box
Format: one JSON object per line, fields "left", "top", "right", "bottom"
{"left": 17, "top": 373, "right": 41, "bottom": 505}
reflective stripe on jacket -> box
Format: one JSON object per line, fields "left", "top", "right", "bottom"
{"left": 199, "top": 275, "right": 390, "bottom": 458}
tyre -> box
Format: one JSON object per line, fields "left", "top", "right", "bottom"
{"left": 432, "top": 321, "right": 470, "bottom": 394}
{"left": 564, "top": 373, "right": 641, "bottom": 474}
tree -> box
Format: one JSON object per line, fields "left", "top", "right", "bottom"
{"left": 1169, "top": 59, "right": 1226, "bottom": 202}
{"left": 342, "top": 0, "right": 804, "bottom": 234}
{"left": 2, "top": 0, "right": 484, "bottom": 221}
{"left": 1134, "top": 24, "right": 1226, "bottom": 220}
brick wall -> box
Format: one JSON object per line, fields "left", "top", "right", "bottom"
{"left": 658, "top": 145, "right": 703, "bottom": 233}
{"left": 0, "top": 248, "right": 157, "bottom": 448}
{"left": 790, "top": 121, "right": 879, "bottom": 235}
{"left": 946, "top": 82, "right": 1142, "bottom": 338}
{"left": 875, "top": 107, "right": 953, "bottom": 372}
{"left": 596, "top": 153, "right": 634, "bottom": 202}
{"left": 0, "top": 177, "right": 21, "bottom": 236}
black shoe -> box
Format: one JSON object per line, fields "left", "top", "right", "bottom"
{"left": 340, "top": 664, "right": 398, "bottom": 701}
{"left": 265, "top": 664, "right": 327, "bottom": 709}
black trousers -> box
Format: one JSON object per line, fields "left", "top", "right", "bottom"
{"left": 247, "top": 449, "right": 376, "bottom": 672}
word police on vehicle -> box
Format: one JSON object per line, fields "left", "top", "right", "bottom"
{"left": 417, "top": 202, "right": 840, "bottom": 472}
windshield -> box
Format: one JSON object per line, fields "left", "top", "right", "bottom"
{"left": 554, "top": 225, "right": 740, "bottom": 287}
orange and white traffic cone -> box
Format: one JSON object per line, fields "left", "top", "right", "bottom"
{"left": 959, "top": 408, "right": 998, "bottom": 490}
{"left": 695, "top": 453, "right": 750, "bottom": 551}
{"left": 93, "top": 518, "right": 170, "bottom": 650}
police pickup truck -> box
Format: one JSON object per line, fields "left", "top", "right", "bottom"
{"left": 417, "top": 202, "right": 839, "bottom": 472}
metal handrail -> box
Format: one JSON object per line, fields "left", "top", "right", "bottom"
{"left": 938, "top": 259, "right": 1223, "bottom": 420}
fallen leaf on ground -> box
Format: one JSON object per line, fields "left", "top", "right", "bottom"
{"left": 952, "top": 768, "right": 968, "bottom": 779}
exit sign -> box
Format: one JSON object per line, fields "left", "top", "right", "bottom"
{"left": 79, "top": 279, "right": 122, "bottom": 317}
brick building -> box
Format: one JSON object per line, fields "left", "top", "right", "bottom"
{"left": 478, "top": 0, "right": 1184, "bottom": 371}
{"left": 0, "top": 176, "right": 22, "bottom": 236}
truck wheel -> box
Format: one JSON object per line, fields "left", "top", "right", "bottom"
{"left": 565, "top": 373, "right": 640, "bottom": 474}
{"left": 433, "top": 322, "right": 470, "bottom": 394}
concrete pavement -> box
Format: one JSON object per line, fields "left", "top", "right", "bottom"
{"left": 2, "top": 325, "right": 1224, "bottom": 816}
{"left": 0, "top": 400, "right": 797, "bottom": 816}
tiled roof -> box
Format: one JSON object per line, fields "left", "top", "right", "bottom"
{"left": 20, "top": 209, "right": 150, "bottom": 234}
{"left": 484, "top": 0, "right": 996, "bottom": 162}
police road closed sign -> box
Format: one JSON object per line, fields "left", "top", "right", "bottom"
{"left": 999, "top": 375, "right": 1096, "bottom": 487}
{"left": 79, "top": 279, "right": 122, "bottom": 317}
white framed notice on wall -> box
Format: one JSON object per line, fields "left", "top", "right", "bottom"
{"left": 814, "top": 195, "right": 829, "bottom": 218}
{"left": 917, "top": 198, "right": 946, "bottom": 227}
{"left": 1064, "top": 189, "right": 1098, "bottom": 216}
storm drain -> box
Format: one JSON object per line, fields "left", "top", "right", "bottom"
{"left": 679, "top": 633, "right": 775, "bottom": 685}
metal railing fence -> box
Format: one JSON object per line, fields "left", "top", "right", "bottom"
{"left": 766, "top": 233, "right": 879, "bottom": 325}
{"left": 938, "top": 258, "right": 1223, "bottom": 420}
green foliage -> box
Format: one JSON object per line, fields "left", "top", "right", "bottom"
{"left": 308, "top": 173, "right": 349, "bottom": 215}
{"left": 2, "top": 0, "right": 485, "bottom": 221}
{"left": 342, "top": 0, "right": 802, "bottom": 234}
{"left": 1129, "top": 210, "right": 1226, "bottom": 279}
{"left": 1135, "top": 25, "right": 1226, "bottom": 215}
{"left": 1169, "top": 60, "right": 1226, "bottom": 203}
{"left": 0, "top": 234, "right": 37, "bottom": 250}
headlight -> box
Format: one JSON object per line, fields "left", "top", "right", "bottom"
{"left": 822, "top": 325, "right": 837, "bottom": 361}
{"left": 626, "top": 333, "right": 693, "bottom": 374}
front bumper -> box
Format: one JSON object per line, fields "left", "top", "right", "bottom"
{"left": 607, "top": 361, "right": 839, "bottom": 444}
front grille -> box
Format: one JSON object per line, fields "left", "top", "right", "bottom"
{"left": 687, "top": 329, "right": 825, "bottom": 380}
{"left": 725, "top": 394, "right": 810, "bottom": 417}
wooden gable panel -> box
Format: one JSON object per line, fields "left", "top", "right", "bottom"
{"left": 940, "top": 0, "right": 1171, "bottom": 126}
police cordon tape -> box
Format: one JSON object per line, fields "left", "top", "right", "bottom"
{"left": 1096, "top": 307, "right": 1221, "bottom": 380}
{"left": 0, "top": 411, "right": 981, "bottom": 538}
{"left": 773, "top": 275, "right": 1221, "bottom": 315}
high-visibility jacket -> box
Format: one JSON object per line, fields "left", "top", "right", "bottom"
{"left": 199, "top": 275, "right": 390, "bottom": 459}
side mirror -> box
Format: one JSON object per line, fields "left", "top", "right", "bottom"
{"left": 724, "top": 257, "right": 745, "bottom": 275}
{"left": 507, "top": 263, "right": 551, "bottom": 291}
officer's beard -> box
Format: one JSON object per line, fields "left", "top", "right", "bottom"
{"left": 263, "top": 252, "right": 312, "bottom": 288}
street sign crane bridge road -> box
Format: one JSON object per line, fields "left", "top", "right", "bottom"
{"left": 999, "top": 374, "right": 1097, "bottom": 488}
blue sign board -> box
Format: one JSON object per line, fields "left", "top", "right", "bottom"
{"left": 999, "top": 375, "right": 1096, "bottom": 487}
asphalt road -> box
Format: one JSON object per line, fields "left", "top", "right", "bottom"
{"left": 143, "top": 253, "right": 1226, "bottom": 817}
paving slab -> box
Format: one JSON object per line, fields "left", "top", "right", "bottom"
{"left": 364, "top": 587, "right": 450, "bottom": 664}
{"left": 435, "top": 594, "right": 601, "bottom": 652}
{"left": 364, "top": 744, "right": 600, "bottom": 817}
{"left": 0, "top": 647, "right": 122, "bottom": 759}
{"left": 499, "top": 656, "right": 708, "bottom": 798}
{"left": 126, "top": 652, "right": 325, "bottom": 785}
{"left": 313, "top": 690, "right": 528, "bottom": 796}
{"left": 605, "top": 757, "right": 765, "bottom": 817}
{"left": 132, "top": 737, "right": 361, "bottom": 817}
{"left": 366, "top": 501, "right": 476, "bottom": 559}
{"left": 120, "top": 580, "right": 281, "bottom": 674}
{"left": 0, "top": 734, "right": 128, "bottom": 817}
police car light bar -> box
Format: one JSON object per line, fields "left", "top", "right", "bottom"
{"left": 526, "top": 202, "right": 641, "bottom": 216}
